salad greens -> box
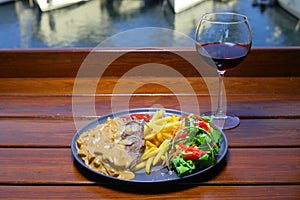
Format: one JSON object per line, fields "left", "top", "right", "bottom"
{"left": 166, "top": 114, "right": 222, "bottom": 177}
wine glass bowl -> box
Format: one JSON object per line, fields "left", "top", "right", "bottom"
{"left": 195, "top": 12, "right": 252, "bottom": 129}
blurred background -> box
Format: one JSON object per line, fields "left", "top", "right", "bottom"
{"left": 0, "top": 0, "right": 299, "bottom": 48}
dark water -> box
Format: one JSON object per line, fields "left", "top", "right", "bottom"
{"left": 0, "top": 0, "right": 299, "bottom": 48}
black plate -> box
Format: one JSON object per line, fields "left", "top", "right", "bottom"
{"left": 71, "top": 108, "right": 228, "bottom": 184}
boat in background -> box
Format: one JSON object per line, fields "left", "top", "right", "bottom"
{"left": 34, "top": 0, "right": 89, "bottom": 12}
{"left": 168, "top": 0, "right": 238, "bottom": 33}
{"left": 252, "top": 0, "right": 276, "bottom": 6}
{"left": 168, "top": 0, "right": 206, "bottom": 13}
{"left": 277, "top": 0, "right": 300, "bottom": 19}
{"left": 277, "top": 0, "right": 300, "bottom": 30}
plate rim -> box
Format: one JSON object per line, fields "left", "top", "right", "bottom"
{"left": 71, "top": 108, "right": 228, "bottom": 184}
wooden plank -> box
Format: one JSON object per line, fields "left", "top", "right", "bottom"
{"left": 0, "top": 47, "right": 299, "bottom": 78}
{"left": 0, "top": 95, "right": 299, "bottom": 118}
{"left": 0, "top": 119, "right": 299, "bottom": 148}
{"left": 0, "top": 119, "right": 81, "bottom": 147}
{"left": 227, "top": 47, "right": 300, "bottom": 77}
{"left": 0, "top": 148, "right": 299, "bottom": 185}
{"left": 0, "top": 77, "right": 299, "bottom": 95}
{"left": 0, "top": 49, "right": 88, "bottom": 78}
{"left": 0, "top": 185, "right": 299, "bottom": 199}
{"left": 228, "top": 119, "right": 300, "bottom": 147}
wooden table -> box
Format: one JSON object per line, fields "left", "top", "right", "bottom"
{"left": 0, "top": 47, "right": 299, "bottom": 199}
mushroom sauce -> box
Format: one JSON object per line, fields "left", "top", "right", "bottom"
{"left": 76, "top": 117, "right": 137, "bottom": 180}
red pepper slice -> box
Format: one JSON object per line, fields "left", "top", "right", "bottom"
{"left": 194, "top": 114, "right": 210, "bottom": 123}
{"left": 196, "top": 121, "right": 210, "bottom": 133}
{"left": 130, "top": 113, "right": 151, "bottom": 121}
{"left": 177, "top": 143, "right": 206, "bottom": 161}
{"left": 178, "top": 142, "right": 187, "bottom": 151}
{"left": 175, "top": 130, "right": 187, "bottom": 140}
{"left": 182, "top": 146, "right": 206, "bottom": 161}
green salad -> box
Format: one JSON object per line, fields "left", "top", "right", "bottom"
{"left": 166, "top": 114, "right": 222, "bottom": 177}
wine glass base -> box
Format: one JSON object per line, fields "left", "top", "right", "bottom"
{"left": 201, "top": 112, "right": 240, "bottom": 130}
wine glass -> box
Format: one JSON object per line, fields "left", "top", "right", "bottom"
{"left": 195, "top": 12, "right": 252, "bottom": 129}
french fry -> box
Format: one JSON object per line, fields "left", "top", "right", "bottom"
{"left": 132, "top": 161, "right": 146, "bottom": 172}
{"left": 172, "top": 114, "right": 180, "bottom": 122}
{"left": 144, "top": 122, "right": 164, "bottom": 139}
{"left": 144, "top": 110, "right": 165, "bottom": 134}
{"left": 133, "top": 110, "right": 182, "bottom": 174}
{"left": 151, "top": 110, "right": 165, "bottom": 121}
{"left": 161, "top": 132, "right": 172, "bottom": 139}
{"left": 145, "top": 156, "right": 155, "bottom": 174}
{"left": 144, "top": 132, "right": 156, "bottom": 140}
{"left": 146, "top": 140, "right": 156, "bottom": 148}
{"left": 161, "top": 121, "right": 180, "bottom": 132}
{"left": 141, "top": 148, "right": 160, "bottom": 160}
{"left": 144, "top": 146, "right": 156, "bottom": 154}
{"left": 153, "top": 139, "right": 170, "bottom": 165}
{"left": 156, "top": 132, "right": 164, "bottom": 143}
{"left": 153, "top": 117, "right": 169, "bottom": 125}
{"left": 152, "top": 138, "right": 161, "bottom": 147}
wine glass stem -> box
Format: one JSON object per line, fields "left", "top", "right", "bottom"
{"left": 215, "top": 70, "right": 226, "bottom": 118}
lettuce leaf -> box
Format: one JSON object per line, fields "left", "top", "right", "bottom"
{"left": 169, "top": 114, "right": 222, "bottom": 177}
{"left": 172, "top": 156, "right": 195, "bottom": 177}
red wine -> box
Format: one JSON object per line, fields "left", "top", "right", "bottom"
{"left": 196, "top": 42, "right": 250, "bottom": 71}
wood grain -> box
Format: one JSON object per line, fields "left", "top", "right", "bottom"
{"left": 0, "top": 148, "right": 299, "bottom": 185}
{"left": 0, "top": 119, "right": 299, "bottom": 148}
{"left": 0, "top": 48, "right": 299, "bottom": 199}
{"left": 0, "top": 47, "right": 299, "bottom": 78}
{"left": 0, "top": 185, "right": 299, "bottom": 199}
{"left": 0, "top": 77, "right": 299, "bottom": 95}
{"left": 0, "top": 95, "right": 299, "bottom": 118}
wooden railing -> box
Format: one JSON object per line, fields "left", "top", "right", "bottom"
{"left": 0, "top": 47, "right": 299, "bottom": 78}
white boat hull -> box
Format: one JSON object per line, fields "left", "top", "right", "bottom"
{"left": 34, "top": 0, "right": 88, "bottom": 12}
{"left": 168, "top": 0, "right": 206, "bottom": 13}
{"left": 278, "top": 0, "right": 300, "bottom": 19}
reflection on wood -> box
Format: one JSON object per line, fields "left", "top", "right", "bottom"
{"left": 168, "top": 0, "right": 206, "bottom": 13}
{"left": 34, "top": 0, "right": 90, "bottom": 12}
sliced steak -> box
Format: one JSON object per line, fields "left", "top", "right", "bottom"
{"left": 121, "top": 120, "right": 145, "bottom": 168}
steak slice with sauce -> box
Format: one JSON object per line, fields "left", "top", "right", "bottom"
{"left": 121, "top": 120, "right": 145, "bottom": 168}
